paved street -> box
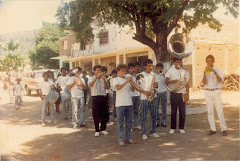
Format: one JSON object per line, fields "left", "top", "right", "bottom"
{"left": 0, "top": 90, "right": 239, "bottom": 161}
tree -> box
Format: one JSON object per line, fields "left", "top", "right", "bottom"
{"left": 0, "top": 39, "right": 20, "bottom": 51}
{"left": 0, "top": 39, "right": 25, "bottom": 70}
{"left": 56, "top": 0, "right": 238, "bottom": 62}
{"left": 28, "top": 22, "right": 70, "bottom": 69}
{"left": 0, "top": 53, "right": 25, "bottom": 70}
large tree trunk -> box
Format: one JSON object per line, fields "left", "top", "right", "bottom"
{"left": 154, "top": 31, "right": 169, "bottom": 63}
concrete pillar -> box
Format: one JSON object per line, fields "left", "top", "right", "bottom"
{"left": 116, "top": 54, "right": 119, "bottom": 65}
{"left": 123, "top": 53, "right": 127, "bottom": 64}
{"left": 92, "top": 58, "right": 95, "bottom": 67}
{"left": 98, "top": 58, "right": 101, "bottom": 65}
{"left": 69, "top": 61, "right": 73, "bottom": 69}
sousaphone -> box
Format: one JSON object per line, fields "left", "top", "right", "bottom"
{"left": 165, "top": 33, "right": 194, "bottom": 92}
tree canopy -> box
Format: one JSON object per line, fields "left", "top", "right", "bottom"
{"left": 28, "top": 22, "right": 70, "bottom": 69}
{"left": 56, "top": 0, "right": 238, "bottom": 62}
{"left": 0, "top": 40, "right": 25, "bottom": 70}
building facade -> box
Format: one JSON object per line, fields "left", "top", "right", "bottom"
{"left": 57, "top": 19, "right": 239, "bottom": 87}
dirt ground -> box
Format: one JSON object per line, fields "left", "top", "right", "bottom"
{"left": 0, "top": 90, "right": 239, "bottom": 161}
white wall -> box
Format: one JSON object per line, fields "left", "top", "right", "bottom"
{"left": 116, "top": 26, "right": 148, "bottom": 50}
{"left": 93, "top": 24, "right": 118, "bottom": 54}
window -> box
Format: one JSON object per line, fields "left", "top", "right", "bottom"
{"left": 63, "top": 40, "right": 68, "bottom": 50}
{"left": 80, "top": 41, "right": 86, "bottom": 50}
{"left": 99, "top": 31, "right": 108, "bottom": 45}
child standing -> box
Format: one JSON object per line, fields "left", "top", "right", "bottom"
{"left": 113, "top": 64, "right": 135, "bottom": 146}
{"left": 39, "top": 72, "right": 56, "bottom": 126}
{"left": 156, "top": 63, "right": 168, "bottom": 127}
{"left": 9, "top": 82, "right": 14, "bottom": 104}
{"left": 14, "top": 77, "right": 24, "bottom": 110}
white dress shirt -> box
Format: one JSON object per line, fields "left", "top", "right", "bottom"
{"left": 201, "top": 66, "right": 223, "bottom": 89}
{"left": 67, "top": 76, "right": 85, "bottom": 98}
{"left": 165, "top": 65, "right": 189, "bottom": 93}
{"left": 140, "top": 71, "right": 158, "bottom": 100}
{"left": 39, "top": 79, "right": 54, "bottom": 95}
{"left": 110, "top": 77, "right": 116, "bottom": 92}
{"left": 14, "top": 82, "right": 24, "bottom": 96}
{"left": 56, "top": 75, "right": 70, "bottom": 93}
{"left": 88, "top": 76, "right": 107, "bottom": 96}
{"left": 157, "top": 74, "right": 167, "bottom": 93}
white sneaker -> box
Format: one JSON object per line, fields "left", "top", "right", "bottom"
{"left": 150, "top": 133, "right": 160, "bottom": 138}
{"left": 169, "top": 129, "right": 175, "bottom": 134}
{"left": 179, "top": 129, "right": 185, "bottom": 134}
{"left": 95, "top": 132, "right": 100, "bottom": 137}
{"left": 142, "top": 134, "right": 148, "bottom": 140}
{"left": 100, "top": 130, "right": 109, "bottom": 135}
{"left": 134, "top": 125, "right": 141, "bottom": 130}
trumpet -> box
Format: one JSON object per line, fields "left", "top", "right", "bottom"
{"left": 125, "top": 74, "right": 142, "bottom": 91}
{"left": 72, "top": 69, "right": 85, "bottom": 89}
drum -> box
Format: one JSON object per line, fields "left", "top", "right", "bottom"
{"left": 61, "top": 86, "right": 71, "bottom": 102}
{"left": 46, "top": 90, "right": 59, "bottom": 104}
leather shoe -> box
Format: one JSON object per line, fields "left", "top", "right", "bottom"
{"left": 222, "top": 130, "right": 227, "bottom": 136}
{"left": 207, "top": 130, "right": 216, "bottom": 135}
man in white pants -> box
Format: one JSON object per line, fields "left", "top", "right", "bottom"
{"left": 202, "top": 55, "right": 227, "bottom": 136}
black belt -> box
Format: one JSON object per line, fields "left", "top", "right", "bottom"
{"left": 205, "top": 88, "right": 220, "bottom": 91}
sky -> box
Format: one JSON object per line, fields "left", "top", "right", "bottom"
{"left": 0, "top": 0, "right": 238, "bottom": 35}
{"left": 0, "top": 0, "right": 62, "bottom": 34}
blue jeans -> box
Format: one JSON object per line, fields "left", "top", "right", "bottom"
{"left": 140, "top": 97, "right": 158, "bottom": 135}
{"left": 71, "top": 97, "right": 85, "bottom": 126}
{"left": 156, "top": 91, "right": 167, "bottom": 124}
{"left": 132, "top": 96, "right": 140, "bottom": 127}
{"left": 113, "top": 91, "right": 117, "bottom": 118}
{"left": 42, "top": 98, "right": 54, "bottom": 123}
{"left": 116, "top": 106, "right": 133, "bottom": 142}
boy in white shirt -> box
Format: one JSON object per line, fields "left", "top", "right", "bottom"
{"left": 202, "top": 55, "right": 227, "bottom": 136}
{"left": 14, "top": 77, "right": 24, "bottom": 110}
{"left": 156, "top": 63, "right": 168, "bottom": 127}
{"left": 67, "top": 67, "right": 87, "bottom": 129}
{"left": 126, "top": 63, "right": 141, "bottom": 130}
{"left": 165, "top": 57, "right": 189, "bottom": 134}
{"left": 113, "top": 64, "right": 135, "bottom": 146}
{"left": 56, "top": 67, "right": 70, "bottom": 120}
{"left": 88, "top": 65, "right": 109, "bottom": 137}
{"left": 110, "top": 70, "right": 117, "bottom": 120}
{"left": 39, "top": 72, "right": 56, "bottom": 126}
{"left": 138, "top": 59, "right": 159, "bottom": 140}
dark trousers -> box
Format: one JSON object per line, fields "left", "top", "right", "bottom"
{"left": 92, "top": 96, "right": 108, "bottom": 132}
{"left": 83, "top": 90, "right": 87, "bottom": 105}
{"left": 170, "top": 92, "right": 186, "bottom": 130}
{"left": 105, "top": 93, "right": 110, "bottom": 122}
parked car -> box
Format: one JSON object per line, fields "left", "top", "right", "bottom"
{"left": 22, "top": 70, "right": 58, "bottom": 96}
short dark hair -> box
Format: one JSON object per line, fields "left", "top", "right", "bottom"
{"left": 82, "top": 71, "right": 87, "bottom": 74}
{"left": 206, "top": 55, "right": 215, "bottom": 61}
{"left": 76, "top": 67, "right": 82, "bottom": 72}
{"left": 93, "top": 65, "right": 102, "bottom": 71}
{"left": 42, "top": 72, "right": 49, "bottom": 77}
{"left": 111, "top": 69, "right": 117, "bottom": 74}
{"left": 143, "top": 59, "right": 153, "bottom": 66}
{"left": 135, "top": 62, "right": 141, "bottom": 66}
{"left": 156, "top": 63, "right": 164, "bottom": 68}
{"left": 173, "top": 57, "right": 182, "bottom": 62}
{"left": 116, "top": 64, "right": 128, "bottom": 71}
{"left": 128, "top": 62, "right": 135, "bottom": 69}
{"left": 61, "top": 67, "right": 67, "bottom": 72}
{"left": 101, "top": 66, "right": 107, "bottom": 72}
